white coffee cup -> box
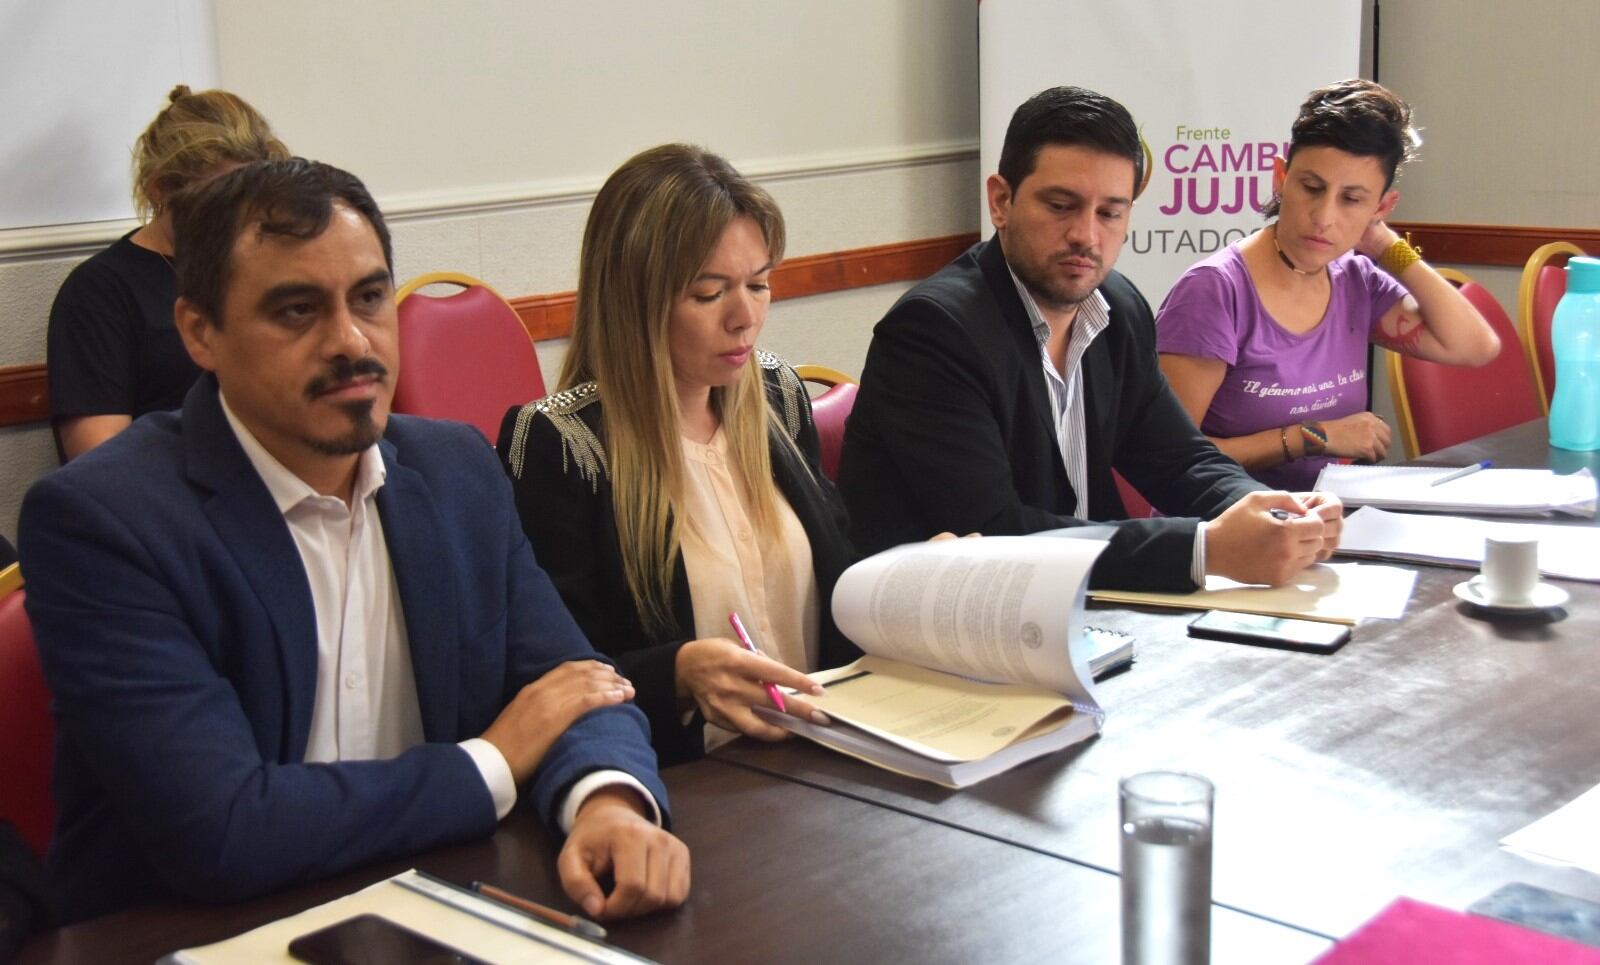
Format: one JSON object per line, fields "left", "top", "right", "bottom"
{"left": 1480, "top": 536, "right": 1539, "bottom": 605}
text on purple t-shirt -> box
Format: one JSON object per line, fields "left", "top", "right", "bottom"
{"left": 1155, "top": 243, "right": 1407, "bottom": 490}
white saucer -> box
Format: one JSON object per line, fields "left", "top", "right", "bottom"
{"left": 1453, "top": 575, "right": 1570, "bottom": 612}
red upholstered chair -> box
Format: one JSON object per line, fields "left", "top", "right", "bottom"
{"left": 795, "top": 364, "right": 858, "bottom": 482}
{"left": 1387, "top": 269, "right": 1543, "bottom": 459}
{"left": 1113, "top": 470, "right": 1157, "bottom": 519}
{"left": 0, "top": 565, "right": 56, "bottom": 860}
{"left": 1518, "top": 241, "right": 1588, "bottom": 412}
{"left": 393, "top": 272, "right": 546, "bottom": 442}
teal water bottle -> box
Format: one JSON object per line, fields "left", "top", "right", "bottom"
{"left": 1549, "top": 256, "right": 1600, "bottom": 451}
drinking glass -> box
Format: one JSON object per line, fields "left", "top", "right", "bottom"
{"left": 1120, "top": 771, "right": 1214, "bottom": 965}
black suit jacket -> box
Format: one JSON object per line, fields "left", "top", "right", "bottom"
{"left": 498, "top": 355, "right": 858, "bottom": 766}
{"left": 839, "top": 237, "right": 1262, "bottom": 591}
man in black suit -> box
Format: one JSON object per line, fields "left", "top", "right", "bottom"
{"left": 840, "top": 86, "right": 1342, "bottom": 591}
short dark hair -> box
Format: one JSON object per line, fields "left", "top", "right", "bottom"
{"left": 1265, "top": 79, "right": 1419, "bottom": 218}
{"left": 998, "top": 86, "right": 1144, "bottom": 195}
{"left": 171, "top": 158, "right": 393, "bottom": 325}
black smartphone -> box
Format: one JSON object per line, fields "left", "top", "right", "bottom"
{"left": 288, "top": 914, "right": 490, "bottom": 965}
{"left": 1187, "top": 610, "right": 1351, "bottom": 653}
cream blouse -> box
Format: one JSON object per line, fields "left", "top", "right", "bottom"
{"left": 678, "top": 429, "right": 819, "bottom": 749}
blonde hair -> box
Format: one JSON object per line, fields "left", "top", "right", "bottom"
{"left": 561, "top": 144, "right": 789, "bottom": 634}
{"left": 132, "top": 85, "right": 289, "bottom": 220}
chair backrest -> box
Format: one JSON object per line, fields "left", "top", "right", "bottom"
{"left": 393, "top": 272, "right": 546, "bottom": 442}
{"left": 1518, "top": 241, "right": 1587, "bottom": 412}
{"left": 794, "top": 365, "right": 858, "bottom": 482}
{"left": 0, "top": 572, "right": 55, "bottom": 860}
{"left": 1387, "top": 271, "right": 1543, "bottom": 459}
{"left": 1112, "top": 470, "right": 1157, "bottom": 519}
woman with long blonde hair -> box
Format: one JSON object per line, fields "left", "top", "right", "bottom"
{"left": 499, "top": 144, "right": 854, "bottom": 765}
{"left": 47, "top": 85, "right": 289, "bottom": 460}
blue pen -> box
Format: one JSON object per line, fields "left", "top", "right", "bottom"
{"left": 1429, "top": 460, "right": 1492, "bottom": 487}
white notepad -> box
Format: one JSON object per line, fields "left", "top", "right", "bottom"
{"left": 1314, "top": 465, "right": 1596, "bottom": 518}
{"left": 1337, "top": 506, "right": 1600, "bottom": 582}
{"left": 163, "top": 870, "right": 648, "bottom": 964}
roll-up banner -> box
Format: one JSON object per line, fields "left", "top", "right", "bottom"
{"left": 978, "top": 1, "right": 1362, "bottom": 304}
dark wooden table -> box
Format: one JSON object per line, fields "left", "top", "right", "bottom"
{"left": 18, "top": 758, "right": 1327, "bottom": 964}
{"left": 19, "top": 419, "right": 1592, "bottom": 962}
{"left": 1411, "top": 418, "right": 1600, "bottom": 479}
{"left": 716, "top": 418, "right": 1600, "bottom": 939}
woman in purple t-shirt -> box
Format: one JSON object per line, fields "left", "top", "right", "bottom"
{"left": 1157, "top": 79, "right": 1499, "bottom": 490}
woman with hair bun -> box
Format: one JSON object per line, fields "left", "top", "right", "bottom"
{"left": 1157, "top": 79, "right": 1499, "bottom": 487}
{"left": 47, "top": 85, "right": 288, "bottom": 460}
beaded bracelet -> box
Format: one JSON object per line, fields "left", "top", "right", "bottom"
{"left": 1280, "top": 426, "right": 1294, "bottom": 463}
{"left": 1378, "top": 236, "right": 1423, "bottom": 276}
{"left": 1299, "top": 421, "right": 1328, "bottom": 456}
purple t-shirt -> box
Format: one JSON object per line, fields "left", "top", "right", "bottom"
{"left": 1156, "top": 244, "right": 1407, "bottom": 490}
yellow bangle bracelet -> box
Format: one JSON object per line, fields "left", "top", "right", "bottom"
{"left": 1378, "top": 237, "right": 1423, "bottom": 276}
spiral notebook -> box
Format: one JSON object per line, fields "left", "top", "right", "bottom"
{"left": 1313, "top": 465, "right": 1596, "bottom": 518}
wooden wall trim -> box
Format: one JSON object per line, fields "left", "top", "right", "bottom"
{"left": 0, "top": 233, "right": 979, "bottom": 428}
{"left": 1389, "top": 222, "right": 1598, "bottom": 268}
{"left": 508, "top": 232, "right": 980, "bottom": 343}
{"left": 11, "top": 224, "right": 1592, "bottom": 428}
{"left": 508, "top": 291, "right": 576, "bottom": 342}
{"left": 0, "top": 363, "right": 48, "bottom": 428}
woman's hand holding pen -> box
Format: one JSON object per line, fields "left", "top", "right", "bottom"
{"left": 675, "top": 638, "right": 828, "bottom": 740}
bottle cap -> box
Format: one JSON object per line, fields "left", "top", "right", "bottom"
{"left": 1567, "top": 256, "right": 1600, "bottom": 294}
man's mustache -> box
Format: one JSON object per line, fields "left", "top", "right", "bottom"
{"left": 1055, "top": 245, "right": 1101, "bottom": 266}
{"left": 305, "top": 357, "right": 389, "bottom": 400}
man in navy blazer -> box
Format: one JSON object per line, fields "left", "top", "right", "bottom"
{"left": 19, "top": 159, "right": 689, "bottom": 923}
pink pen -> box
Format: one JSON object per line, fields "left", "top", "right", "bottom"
{"left": 728, "top": 611, "right": 787, "bottom": 713}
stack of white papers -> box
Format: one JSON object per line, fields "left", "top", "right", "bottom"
{"left": 1337, "top": 507, "right": 1600, "bottom": 582}
{"left": 1314, "top": 465, "right": 1596, "bottom": 518}
{"left": 1502, "top": 783, "right": 1600, "bottom": 874}
{"left": 1089, "top": 561, "right": 1418, "bottom": 625}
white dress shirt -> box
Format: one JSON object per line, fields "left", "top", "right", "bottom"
{"left": 220, "top": 396, "right": 659, "bottom": 831}
{"left": 1008, "top": 272, "right": 1208, "bottom": 584}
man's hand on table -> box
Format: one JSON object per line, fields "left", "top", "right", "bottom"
{"left": 1206, "top": 490, "right": 1333, "bottom": 585}
{"left": 558, "top": 786, "right": 690, "bottom": 920}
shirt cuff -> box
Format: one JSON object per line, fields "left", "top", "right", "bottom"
{"left": 558, "top": 770, "right": 664, "bottom": 834}
{"left": 1190, "top": 521, "right": 1209, "bottom": 588}
{"left": 458, "top": 738, "right": 518, "bottom": 822}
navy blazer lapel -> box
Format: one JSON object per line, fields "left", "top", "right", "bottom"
{"left": 977, "top": 238, "right": 1058, "bottom": 444}
{"left": 375, "top": 440, "right": 461, "bottom": 741}
{"left": 183, "top": 376, "right": 319, "bottom": 759}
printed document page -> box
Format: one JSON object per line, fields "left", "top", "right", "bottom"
{"left": 807, "top": 656, "right": 1077, "bottom": 763}
{"left": 829, "top": 535, "right": 1107, "bottom": 706}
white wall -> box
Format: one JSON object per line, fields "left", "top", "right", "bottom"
{"left": 7, "top": 1, "right": 1599, "bottom": 537}
{"left": 0, "top": 2, "right": 979, "bottom": 539}
{"left": 1363, "top": 0, "right": 1600, "bottom": 443}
